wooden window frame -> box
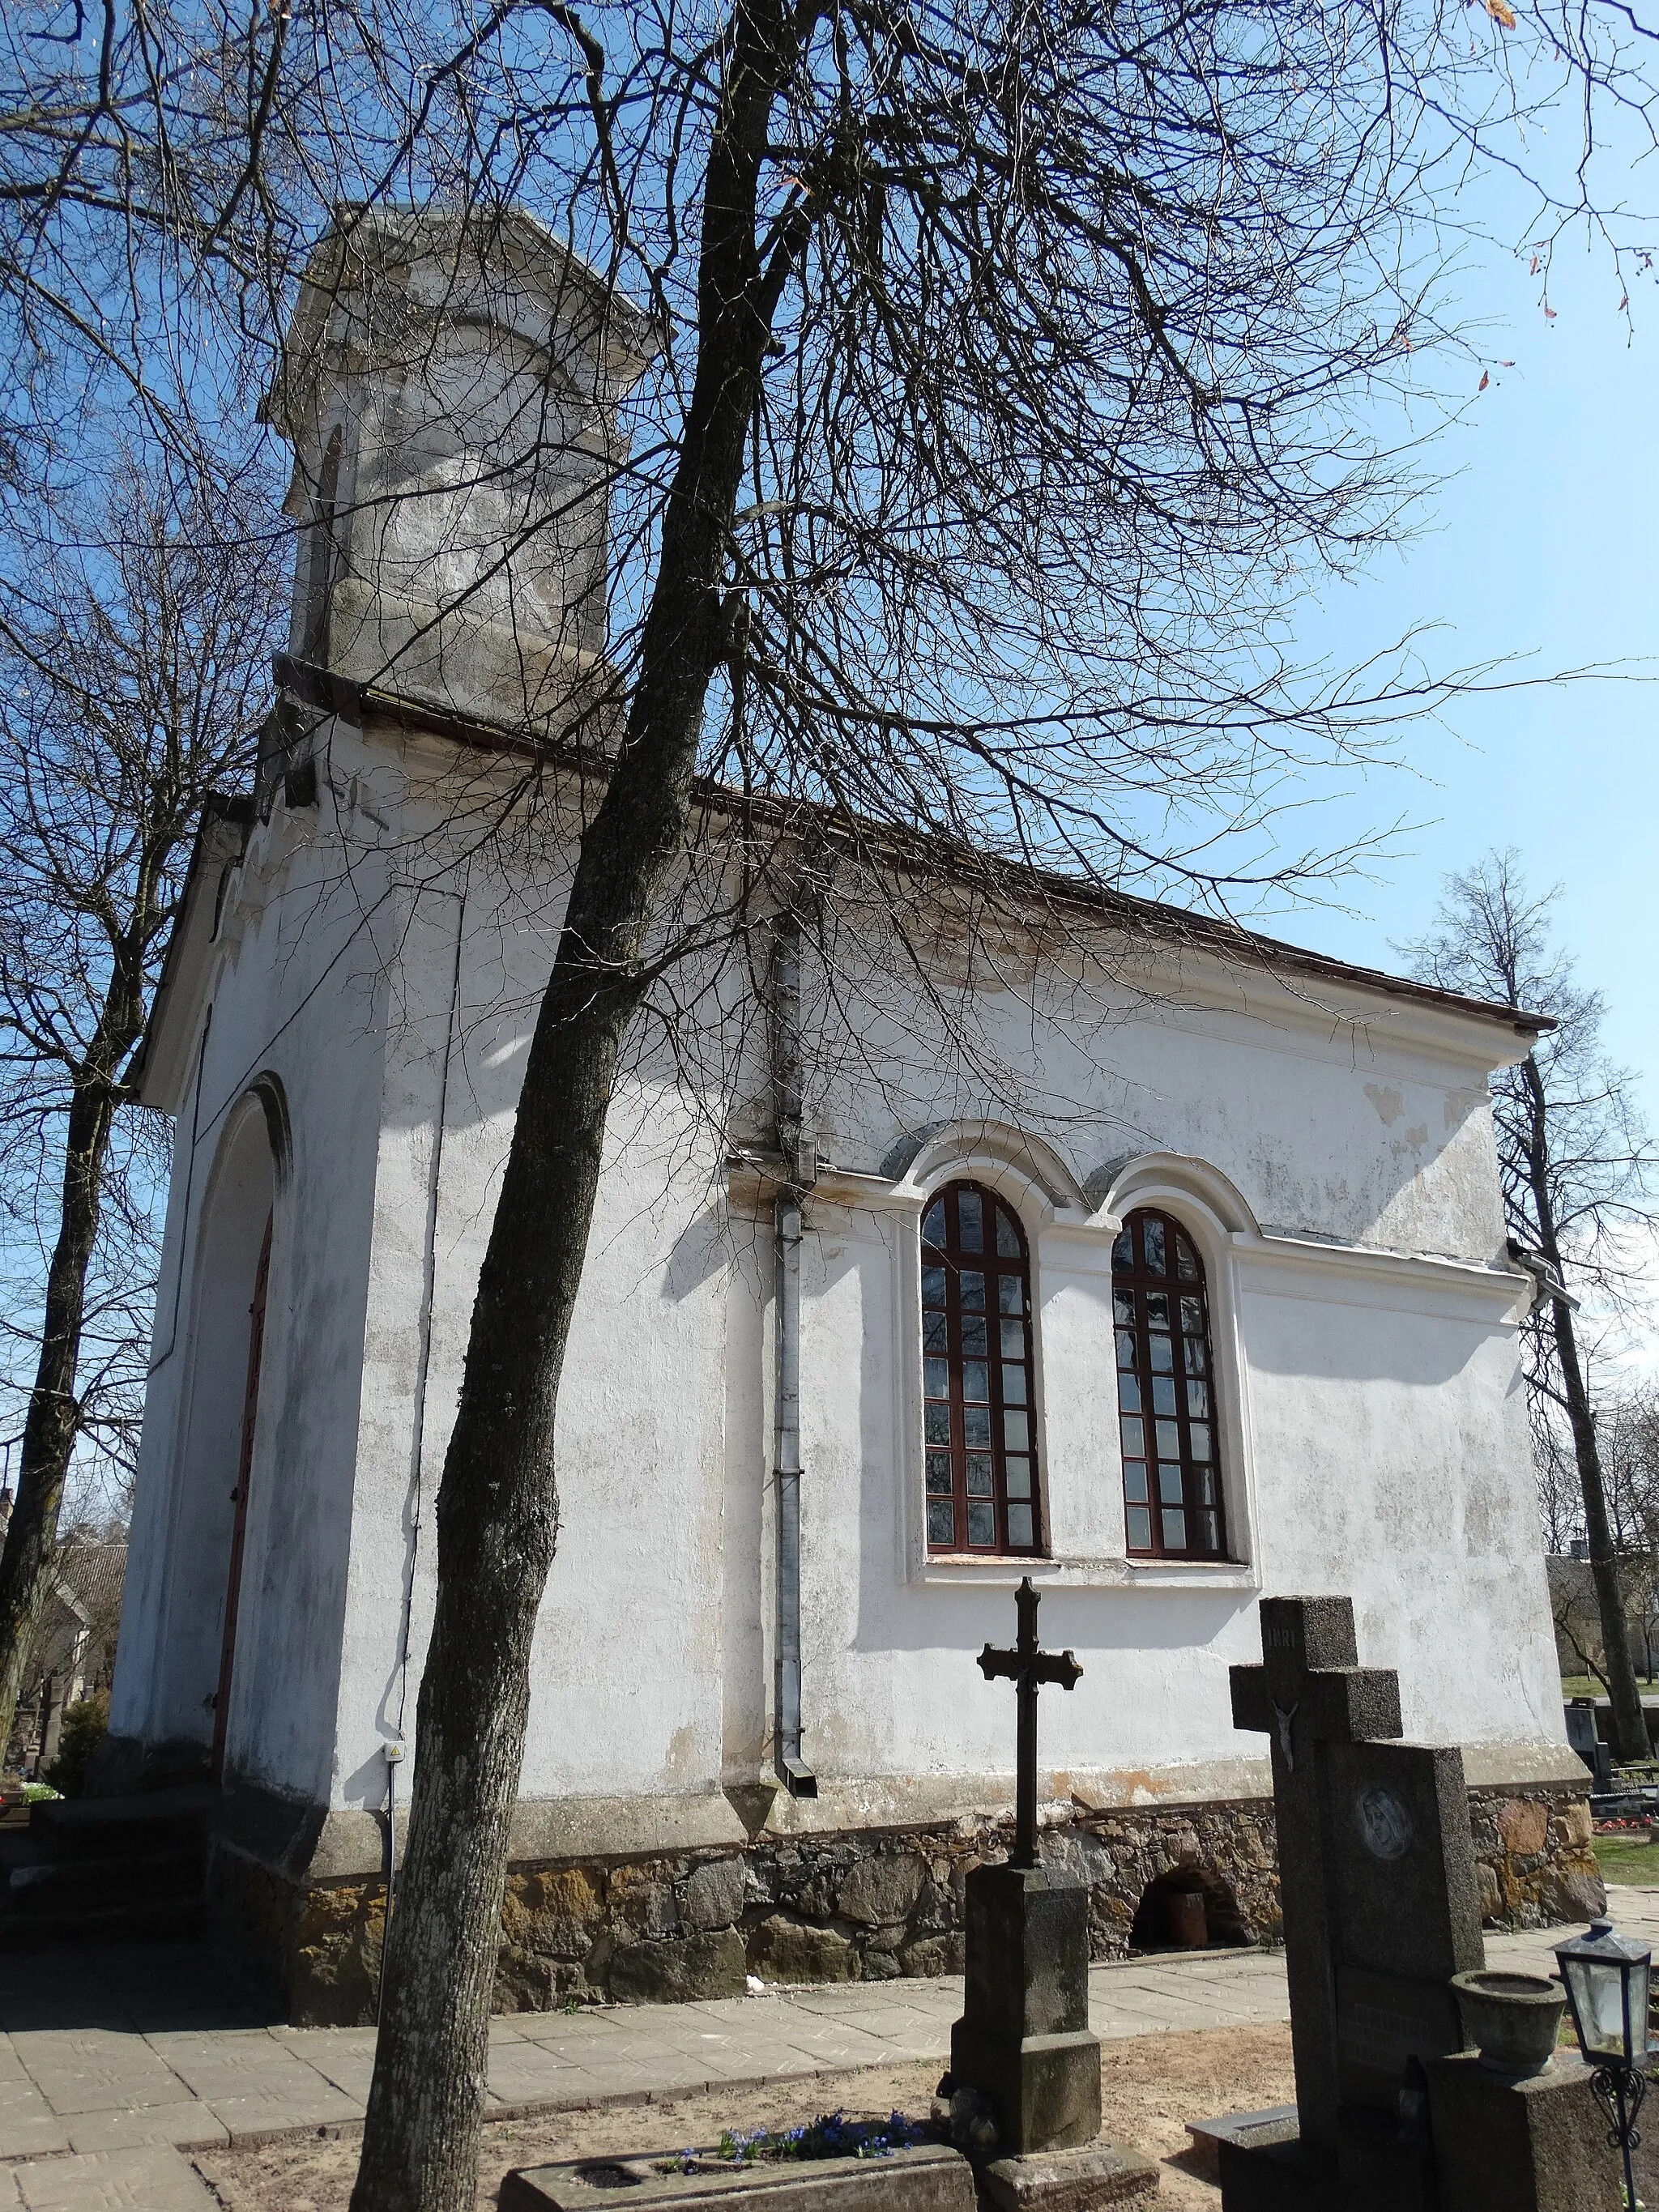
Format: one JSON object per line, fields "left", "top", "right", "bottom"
{"left": 1112, "top": 1207, "right": 1229, "bottom": 1562}
{"left": 921, "top": 1179, "right": 1043, "bottom": 1557}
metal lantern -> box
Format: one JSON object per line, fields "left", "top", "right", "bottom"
{"left": 1555, "top": 1917, "right": 1653, "bottom": 2065}
{"left": 1555, "top": 1917, "right": 1653, "bottom": 2210}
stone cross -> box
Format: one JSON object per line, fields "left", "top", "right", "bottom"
{"left": 953, "top": 1576, "right": 1098, "bottom": 2158}
{"left": 1230, "top": 1595, "right": 1483, "bottom": 2193}
{"left": 978, "top": 1576, "right": 1082, "bottom": 1869}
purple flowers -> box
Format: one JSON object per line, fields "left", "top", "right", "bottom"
{"left": 656, "top": 2109, "right": 928, "bottom": 2176}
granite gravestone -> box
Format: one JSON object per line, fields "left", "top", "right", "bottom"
{"left": 1222, "top": 1595, "right": 1485, "bottom": 2211}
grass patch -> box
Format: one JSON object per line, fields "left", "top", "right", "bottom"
{"left": 1560, "top": 1674, "right": 1659, "bottom": 1700}
{"left": 1594, "top": 1832, "right": 1659, "bottom": 1882}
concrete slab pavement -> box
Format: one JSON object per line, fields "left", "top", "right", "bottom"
{"left": 9, "top": 2146, "right": 214, "bottom": 2210}
{"left": 0, "top": 1888, "right": 1651, "bottom": 2209}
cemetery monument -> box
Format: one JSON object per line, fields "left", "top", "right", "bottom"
{"left": 948, "top": 1578, "right": 1157, "bottom": 2208}
{"left": 1209, "top": 1594, "right": 1616, "bottom": 2212}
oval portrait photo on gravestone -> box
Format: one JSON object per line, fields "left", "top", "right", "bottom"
{"left": 1354, "top": 1786, "right": 1415, "bottom": 1863}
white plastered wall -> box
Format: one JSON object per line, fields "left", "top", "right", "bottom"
{"left": 115, "top": 755, "right": 399, "bottom": 1805}
{"left": 746, "top": 1132, "right": 1556, "bottom": 1820}
{"left": 119, "top": 719, "right": 1570, "bottom": 1835}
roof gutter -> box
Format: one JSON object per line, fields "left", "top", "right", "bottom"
{"left": 272, "top": 652, "right": 1553, "bottom": 1044}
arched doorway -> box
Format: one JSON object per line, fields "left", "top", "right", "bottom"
{"left": 1130, "top": 1866, "right": 1252, "bottom": 1953}
{"left": 158, "top": 1096, "right": 279, "bottom": 1770}
{"left": 211, "top": 1211, "right": 271, "bottom": 1778}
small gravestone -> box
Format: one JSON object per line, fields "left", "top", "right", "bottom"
{"left": 501, "top": 2144, "right": 976, "bottom": 2212}
{"left": 947, "top": 1579, "right": 1157, "bottom": 2206}
{"left": 1563, "top": 1698, "right": 1611, "bottom": 1793}
{"left": 1214, "top": 1595, "right": 1615, "bottom": 2212}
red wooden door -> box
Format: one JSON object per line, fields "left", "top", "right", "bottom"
{"left": 211, "top": 1213, "right": 271, "bottom": 1779}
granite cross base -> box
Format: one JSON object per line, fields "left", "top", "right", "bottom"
{"left": 1423, "top": 2054, "right": 1621, "bottom": 2212}
{"left": 1213, "top": 2099, "right": 1439, "bottom": 2212}
{"left": 949, "top": 1865, "right": 1102, "bottom": 2156}
{"left": 500, "top": 2146, "right": 977, "bottom": 2212}
{"left": 976, "top": 2142, "right": 1158, "bottom": 2212}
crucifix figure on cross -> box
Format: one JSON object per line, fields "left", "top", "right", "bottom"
{"left": 977, "top": 1575, "right": 1082, "bottom": 1869}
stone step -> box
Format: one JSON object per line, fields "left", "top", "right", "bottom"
{"left": 0, "top": 1787, "right": 211, "bottom": 1942}
{"left": 28, "top": 1786, "right": 213, "bottom": 1859}
{"left": 0, "top": 1894, "right": 204, "bottom": 1950}
{"left": 4, "top": 1846, "right": 203, "bottom": 1913}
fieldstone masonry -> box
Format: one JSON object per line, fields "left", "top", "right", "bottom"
{"left": 1468, "top": 1788, "right": 1601, "bottom": 1925}
{"left": 207, "top": 1774, "right": 1601, "bottom": 2027}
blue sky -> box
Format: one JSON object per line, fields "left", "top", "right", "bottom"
{"left": 1220, "top": 165, "right": 1658, "bottom": 1375}
{"left": 1246, "top": 189, "right": 1654, "bottom": 1132}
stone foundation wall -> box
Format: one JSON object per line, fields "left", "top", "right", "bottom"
{"left": 1469, "top": 1784, "right": 1603, "bottom": 1928}
{"left": 207, "top": 1839, "right": 388, "bottom": 2025}
{"left": 228, "top": 1784, "right": 1598, "bottom": 2027}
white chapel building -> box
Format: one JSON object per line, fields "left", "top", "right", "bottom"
{"left": 108, "top": 209, "right": 1595, "bottom": 2021}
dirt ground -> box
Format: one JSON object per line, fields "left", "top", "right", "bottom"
{"left": 192, "top": 2024, "right": 1295, "bottom": 2210}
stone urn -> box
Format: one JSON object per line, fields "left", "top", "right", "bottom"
{"left": 1450, "top": 1970, "right": 1566, "bottom": 2078}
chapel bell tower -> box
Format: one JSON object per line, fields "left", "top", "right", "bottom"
{"left": 264, "top": 205, "right": 655, "bottom": 736}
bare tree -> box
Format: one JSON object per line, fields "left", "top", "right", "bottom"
{"left": 1545, "top": 1388, "right": 1659, "bottom": 1686}
{"left": 0, "top": 445, "right": 287, "bottom": 1762}
{"left": 1535, "top": 1411, "right": 1588, "bottom": 1557}
{"left": 1596, "top": 1391, "right": 1659, "bottom": 1681}
{"left": 308, "top": 18, "right": 1659, "bottom": 2212}
{"left": 1601, "top": 1388, "right": 1659, "bottom": 1554}
{"left": 1410, "top": 854, "right": 1659, "bottom": 1762}
{"left": 1552, "top": 1566, "right": 1622, "bottom": 1690}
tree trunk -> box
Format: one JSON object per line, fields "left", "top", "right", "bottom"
{"left": 349, "top": 11, "right": 819, "bottom": 2207}
{"left": 0, "top": 1069, "right": 125, "bottom": 1758}
{"left": 1552, "top": 1289, "right": 1647, "bottom": 1759}
{"left": 1521, "top": 1058, "right": 1649, "bottom": 1763}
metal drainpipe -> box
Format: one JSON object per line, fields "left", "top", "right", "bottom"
{"left": 774, "top": 1191, "right": 814, "bottom": 1797}
{"left": 772, "top": 916, "right": 817, "bottom": 1798}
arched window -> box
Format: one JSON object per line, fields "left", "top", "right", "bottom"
{"left": 1112, "top": 1208, "right": 1226, "bottom": 1560}
{"left": 922, "top": 1180, "right": 1041, "bottom": 1554}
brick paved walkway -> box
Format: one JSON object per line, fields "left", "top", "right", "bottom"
{"left": 2, "top": 1889, "right": 1653, "bottom": 2208}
